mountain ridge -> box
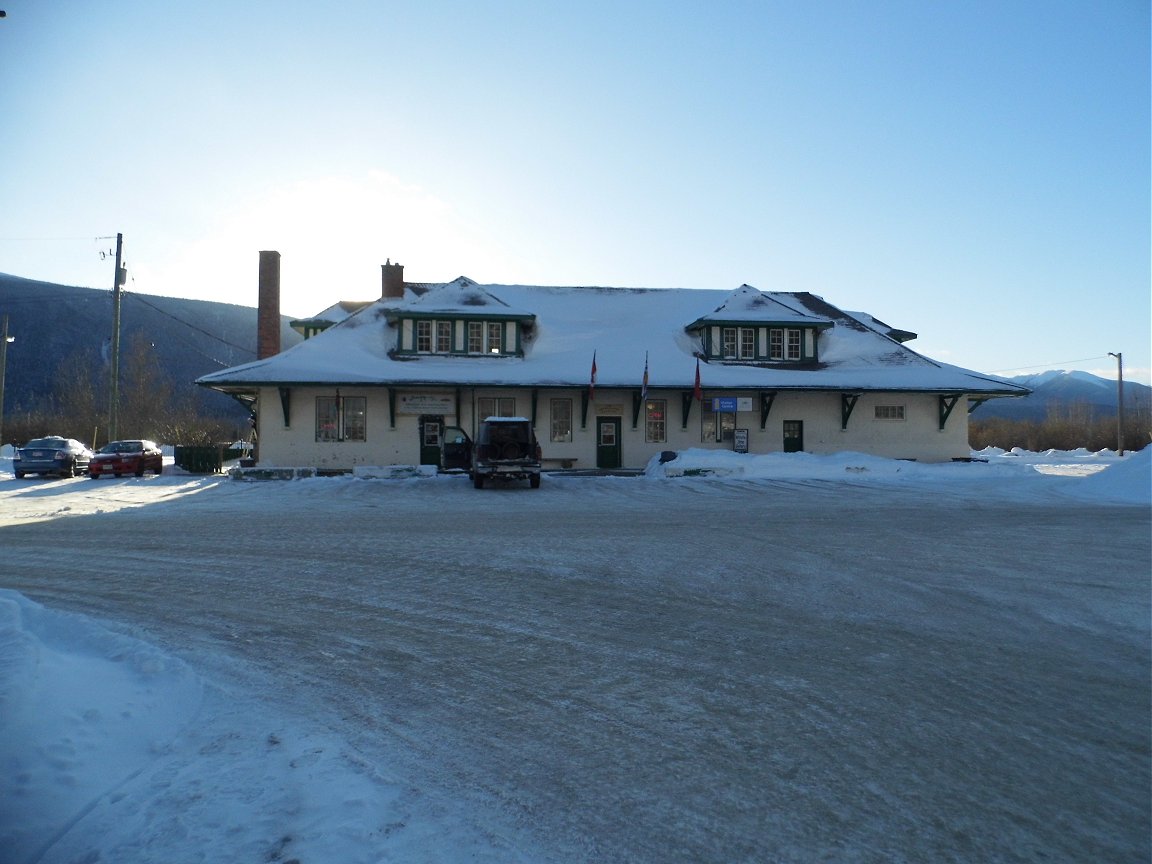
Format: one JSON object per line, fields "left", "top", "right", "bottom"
{"left": 0, "top": 273, "right": 302, "bottom": 420}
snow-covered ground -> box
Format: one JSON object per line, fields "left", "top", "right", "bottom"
{"left": 1, "top": 447, "right": 1149, "bottom": 863}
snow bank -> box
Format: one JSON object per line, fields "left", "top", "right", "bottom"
{"left": 0, "top": 591, "right": 203, "bottom": 863}
{"left": 1062, "top": 446, "right": 1152, "bottom": 504}
{"left": 643, "top": 446, "right": 1150, "bottom": 505}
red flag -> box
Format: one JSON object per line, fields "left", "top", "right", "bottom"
{"left": 693, "top": 357, "right": 702, "bottom": 401}
{"left": 589, "top": 350, "right": 598, "bottom": 399}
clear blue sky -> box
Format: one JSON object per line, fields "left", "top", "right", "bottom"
{"left": 1, "top": 0, "right": 1148, "bottom": 383}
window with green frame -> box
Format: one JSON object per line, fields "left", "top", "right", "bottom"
{"left": 478, "top": 397, "right": 516, "bottom": 419}
{"left": 550, "top": 398, "right": 573, "bottom": 442}
{"left": 645, "top": 399, "right": 667, "bottom": 443}
{"left": 466, "top": 321, "right": 507, "bottom": 354}
{"left": 700, "top": 399, "right": 735, "bottom": 442}
{"left": 315, "top": 396, "right": 366, "bottom": 442}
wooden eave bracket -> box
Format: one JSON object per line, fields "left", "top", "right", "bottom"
{"left": 760, "top": 392, "right": 777, "bottom": 429}
{"left": 841, "top": 393, "right": 861, "bottom": 430}
{"left": 681, "top": 392, "right": 695, "bottom": 430}
{"left": 939, "top": 394, "right": 962, "bottom": 430}
{"left": 278, "top": 387, "right": 291, "bottom": 427}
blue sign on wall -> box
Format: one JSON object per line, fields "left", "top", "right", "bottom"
{"left": 711, "top": 397, "right": 739, "bottom": 412}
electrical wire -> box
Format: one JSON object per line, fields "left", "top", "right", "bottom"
{"left": 989, "top": 355, "right": 1110, "bottom": 374}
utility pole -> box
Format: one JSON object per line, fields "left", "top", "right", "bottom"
{"left": 108, "top": 233, "right": 125, "bottom": 442}
{"left": 0, "top": 314, "right": 12, "bottom": 449}
{"left": 1108, "top": 351, "right": 1124, "bottom": 457}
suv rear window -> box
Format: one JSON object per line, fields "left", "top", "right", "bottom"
{"left": 484, "top": 424, "right": 530, "bottom": 445}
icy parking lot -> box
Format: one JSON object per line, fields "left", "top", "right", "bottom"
{"left": 1, "top": 449, "right": 1149, "bottom": 863}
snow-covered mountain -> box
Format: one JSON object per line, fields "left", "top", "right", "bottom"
{"left": 971, "top": 370, "right": 1149, "bottom": 421}
{"left": 0, "top": 273, "right": 301, "bottom": 420}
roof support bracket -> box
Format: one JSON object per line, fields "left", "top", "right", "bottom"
{"left": 939, "top": 394, "right": 962, "bottom": 430}
{"left": 967, "top": 397, "right": 988, "bottom": 414}
{"left": 841, "top": 393, "right": 861, "bottom": 430}
{"left": 531, "top": 388, "right": 539, "bottom": 427}
{"left": 387, "top": 387, "right": 397, "bottom": 429}
{"left": 631, "top": 391, "right": 643, "bottom": 429}
{"left": 681, "top": 392, "right": 695, "bottom": 430}
{"left": 278, "top": 387, "right": 291, "bottom": 428}
{"left": 759, "top": 391, "right": 777, "bottom": 430}
{"left": 580, "top": 389, "right": 590, "bottom": 429}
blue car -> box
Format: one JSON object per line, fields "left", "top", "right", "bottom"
{"left": 13, "top": 436, "right": 94, "bottom": 478}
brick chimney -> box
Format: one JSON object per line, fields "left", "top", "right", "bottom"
{"left": 257, "top": 250, "right": 281, "bottom": 359}
{"left": 381, "top": 259, "right": 405, "bottom": 299}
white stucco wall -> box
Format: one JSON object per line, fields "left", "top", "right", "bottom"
{"left": 252, "top": 386, "right": 972, "bottom": 470}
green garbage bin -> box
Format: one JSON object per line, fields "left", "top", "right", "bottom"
{"left": 174, "top": 445, "right": 223, "bottom": 473}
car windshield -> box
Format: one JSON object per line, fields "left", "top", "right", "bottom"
{"left": 101, "top": 441, "right": 143, "bottom": 454}
{"left": 24, "top": 438, "right": 64, "bottom": 449}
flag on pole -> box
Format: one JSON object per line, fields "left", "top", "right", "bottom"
{"left": 589, "top": 350, "right": 598, "bottom": 400}
{"left": 693, "top": 357, "right": 702, "bottom": 401}
{"left": 641, "top": 351, "right": 649, "bottom": 401}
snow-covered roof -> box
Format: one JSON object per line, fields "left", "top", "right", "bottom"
{"left": 289, "top": 300, "right": 371, "bottom": 333}
{"left": 389, "top": 277, "right": 536, "bottom": 320}
{"left": 198, "top": 280, "right": 1029, "bottom": 396}
{"left": 686, "top": 284, "right": 833, "bottom": 329}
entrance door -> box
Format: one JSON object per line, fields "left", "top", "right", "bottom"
{"left": 783, "top": 420, "right": 804, "bottom": 453}
{"left": 419, "top": 415, "right": 444, "bottom": 465}
{"left": 596, "top": 416, "right": 622, "bottom": 470}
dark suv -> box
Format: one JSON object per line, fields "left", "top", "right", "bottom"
{"left": 471, "top": 417, "right": 542, "bottom": 489}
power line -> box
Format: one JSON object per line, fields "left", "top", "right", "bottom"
{"left": 989, "top": 355, "right": 1110, "bottom": 374}
{"left": 125, "top": 292, "right": 256, "bottom": 357}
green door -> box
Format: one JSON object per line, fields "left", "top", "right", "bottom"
{"left": 783, "top": 420, "right": 804, "bottom": 453}
{"left": 596, "top": 416, "right": 622, "bottom": 469}
{"left": 419, "top": 415, "right": 444, "bottom": 465}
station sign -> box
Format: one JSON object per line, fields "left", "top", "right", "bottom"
{"left": 397, "top": 393, "right": 456, "bottom": 415}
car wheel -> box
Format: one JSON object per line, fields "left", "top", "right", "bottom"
{"left": 62, "top": 461, "right": 75, "bottom": 478}
{"left": 473, "top": 473, "right": 485, "bottom": 489}
{"left": 15, "top": 471, "right": 24, "bottom": 479}
{"left": 114, "top": 472, "right": 122, "bottom": 478}
{"left": 154, "top": 463, "right": 163, "bottom": 475}
{"left": 89, "top": 473, "right": 100, "bottom": 479}
{"left": 530, "top": 474, "right": 541, "bottom": 489}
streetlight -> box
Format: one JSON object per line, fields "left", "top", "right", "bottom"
{"left": 1108, "top": 352, "right": 1124, "bottom": 457}
{"left": 0, "top": 314, "right": 14, "bottom": 453}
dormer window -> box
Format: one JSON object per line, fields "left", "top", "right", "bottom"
{"left": 721, "top": 327, "right": 757, "bottom": 360}
{"left": 388, "top": 278, "right": 536, "bottom": 359}
{"left": 467, "top": 321, "right": 505, "bottom": 354}
{"left": 699, "top": 324, "right": 817, "bottom": 363}
{"left": 686, "top": 285, "right": 833, "bottom": 365}
{"left": 415, "top": 320, "right": 457, "bottom": 354}
{"left": 769, "top": 328, "right": 803, "bottom": 361}
{"left": 395, "top": 316, "right": 523, "bottom": 356}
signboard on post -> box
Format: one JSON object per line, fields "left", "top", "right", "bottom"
{"left": 734, "top": 428, "right": 749, "bottom": 453}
